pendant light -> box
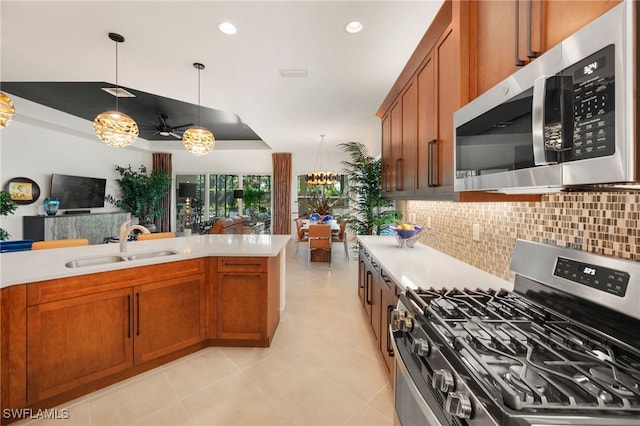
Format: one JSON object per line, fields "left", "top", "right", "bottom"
{"left": 182, "top": 62, "right": 215, "bottom": 156}
{"left": 0, "top": 92, "right": 16, "bottom": 128}
{"left": 93, "top": 32, "right": 139, "bottom": 148}
{"left": 306, "top": 134, "right": 338, "bottom": 186}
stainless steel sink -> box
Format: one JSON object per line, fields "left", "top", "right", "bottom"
{"left": 65, "top": 255, "right": 128, "bottom": 268}
{"left": 65, "top": 249, "right": 179, "bottom": 268}
{"left": 121, "top": 250, "right": 179, "bottom": 261}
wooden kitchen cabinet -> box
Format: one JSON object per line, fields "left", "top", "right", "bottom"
{"left": 379, "top": 269, "right": 398, "bottom": 377}
{"left": 133, "top": 274, "right": 206, "bottom": 365}
{"left": 215, "top": 256, "right": 280, "bottom": 346}
{"left": 27, "top": 287, "right": 134, "bottom": 403}
{"left": 24, "top": 259, "right": 206, "bottom": 405}
{"left": 469, "top": 0, "right": 620, "bottom": 98}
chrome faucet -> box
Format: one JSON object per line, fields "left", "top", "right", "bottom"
{"left": 119, "top": 220, "right": 150, "bottom": 252}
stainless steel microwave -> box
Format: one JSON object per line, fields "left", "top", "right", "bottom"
{"left": 454, "top": 1, "right": 637, "bottom": 194}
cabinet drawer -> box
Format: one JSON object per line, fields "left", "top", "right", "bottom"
{"left": 218, "top": 257, "right": 267, "bottom": 273}
{"left": 28, "top": 259, "right": 205, "bottom": 306}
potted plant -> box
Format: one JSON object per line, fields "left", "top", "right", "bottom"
{"left": 0, "top": 190, "right": 18, "bottom": 240}
{"left": 338, "top": 141, "right": 400, "bottom": 235}
{"left": 297, "top": 184, "right": 343, "bottom": 217}
{"left": 106, "top": 165, "right": 171, "bottom": 232}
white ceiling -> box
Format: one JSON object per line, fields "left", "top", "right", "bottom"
{"left": 1, "top": 0, "right": 444, "bottom": 155}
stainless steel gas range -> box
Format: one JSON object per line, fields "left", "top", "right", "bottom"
{"left": 391, "top": 239, "right": 640, "bottom": 426}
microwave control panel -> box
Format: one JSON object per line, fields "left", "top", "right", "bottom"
{"left": 568, "top": 44, "right": 615, "bottom": 161}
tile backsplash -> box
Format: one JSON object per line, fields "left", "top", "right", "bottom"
{"left": 404, "top": 192, "right": 639, "bottom": 281}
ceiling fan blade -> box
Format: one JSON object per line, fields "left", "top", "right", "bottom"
{"left": 172, "top": 123, "right": 194, "bottom": 129}
{"left": 170, "top": 132, "right": 183, "bottom": 139}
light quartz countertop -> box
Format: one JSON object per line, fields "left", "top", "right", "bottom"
{"left": 357, "top": 236, "right": 513, "bottom": 292}
{"left": 1, "top": 234, "right": 290, "bottom": 288}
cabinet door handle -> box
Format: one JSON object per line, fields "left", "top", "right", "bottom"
{"left": 127, "top": 294, "right": 131, "bottom": 339}
{"left": 223, "top": 273, "right": 261, "bottom": 279}
{"left": 428, "top": 139, "right": 438, "bottom": 187}
{"left": 223, "top": 261, "right": 261, "bottom": 267}
{"left": 514, "top": 0, "right": 525, "bottom": 66}
{"left": 526, "top": 0, "right": 539, "bottom": 58}
{"left": 365, "top": 271, "right": 372, "bottom": 305}
{"left": 136, "top": 292, "right": 140, "bottom": 337}
{"left": 386, "top": 305, "right": 395, "bottom": 357}
{"left": 395, "top": 158, "right": 403, "bottom": 191}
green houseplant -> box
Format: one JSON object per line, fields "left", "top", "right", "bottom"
{"left": 0, "top": 190, "right": 18, "bottom": 240}
{"left": 339, "top": 141, "right": 400, "bottom": 235}
{"left": 106, "top": 165, "right": 171, "bottom": 228}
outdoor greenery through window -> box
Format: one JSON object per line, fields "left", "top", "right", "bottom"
{"left": 175, "top": 173, "right": 272, "bottom": 234}
{"left": 296, "top": 174, "right": 348, "bottom": 218}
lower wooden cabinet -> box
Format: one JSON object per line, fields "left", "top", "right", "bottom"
{"left": 358, "top": 248, "right": 398, "bottom": 379}
{"left": 27, "top": 287, "right": 133, "bottom": 403}
{"left": 214, "top": 256, "right": 280, "bottom": 346}
{"left": 134, "top": 275, "right": 206, "bottom": 364}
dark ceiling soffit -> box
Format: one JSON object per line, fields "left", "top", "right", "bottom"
{"left": 1, "top": 81, "right": 262, "bottom": 141}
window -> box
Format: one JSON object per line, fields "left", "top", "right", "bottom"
{"left": 242, "top": 175, "right": 272, "bottom": 232}
{"left": 209, "top": 174, "right": 240, "bottom": 218}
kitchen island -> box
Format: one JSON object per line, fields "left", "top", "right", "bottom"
{"left": 0, "top": 234, "right": 289, "bottom": 423}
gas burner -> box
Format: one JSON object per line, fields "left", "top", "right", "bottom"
{"left": 589, "top": 366, "right": 639, "bottom": 396}
{"left": 504, "top": 365, "right": 547, "bottom": 403}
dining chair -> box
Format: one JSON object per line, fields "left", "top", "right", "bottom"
{"left": 295, "top": 218, "right": 309, "bottom": 252}
{"left": 31, "top": 238, "right": 89, "bottom": 250}
{"left": 331, "top": 219, "right": 349, "bottom": 259}
{"left": 136, "top": 232, "right": 175, "bottom": 241}
{"left": 308, "top": 224, "right": 331, "bottom": 264}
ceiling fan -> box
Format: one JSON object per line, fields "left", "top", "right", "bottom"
{"left": 144, "top": 114, "right": 193, "bottom": 139}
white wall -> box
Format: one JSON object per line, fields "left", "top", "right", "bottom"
{"left": 0, "top": 96, "right": 151, "bottom": 240}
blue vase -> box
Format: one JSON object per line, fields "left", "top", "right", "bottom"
{"left": 44, "top": 197, "right": 60, "bottom": 216}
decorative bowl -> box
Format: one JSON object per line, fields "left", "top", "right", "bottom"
{"left": 393, "top": 225, "right": 422, "bottom": 248}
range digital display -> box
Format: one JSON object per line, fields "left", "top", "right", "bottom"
{"left": 554, "top": 257, "right": 629, "bottom": 297}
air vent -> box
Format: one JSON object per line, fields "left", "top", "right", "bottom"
{"left": 101, "top": 87, "right": 136, "bottom": 98}
{"left": 279, "top": 69, "right": 308, "bottom": 78}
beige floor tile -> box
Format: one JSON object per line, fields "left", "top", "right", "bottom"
{"left": 236, "top": 402, "right": 295, "bottom": 426}
{"left": 344, "top": 404, "right": 394, "bottom": 426}
{"left": 324, "top": 350, "right": 390, "bottom": 402}
{"left": 2, "top": 400, "right": 90, "bottom": 426}
{"left": 220, "top": 345, "right": 282, "bottom": 370}
{"left": 130, "top": 402, "right": 192, "bottom": 426}
{"left": 182, "top": 372, "right": 274, "bottom": 426}
{"left": 367, "top": 384, "right": 395, "bottom": 421}
{"left": 273, "top": 370, "right": 367, "bottom": 426}
{"left": 163, "top": 347, "right": 241, "bottom": 399}
{"left": 88, "top": 370, "right": 178, "bottom": 426}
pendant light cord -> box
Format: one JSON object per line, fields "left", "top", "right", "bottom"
{"left": 197, "top": 67, "right": 201, "bottom": 126}
{"left": 115, "top": 40, "right": 119, "bottom": 111}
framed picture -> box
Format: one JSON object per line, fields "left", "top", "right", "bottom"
{"left": 5, "top": 177, "right": 41, "bottom": 205}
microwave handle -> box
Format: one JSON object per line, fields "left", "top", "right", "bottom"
{"left": 532, "top": 75, "right": 553, "bottom": 166}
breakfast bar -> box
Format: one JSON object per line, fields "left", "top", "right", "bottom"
{"left": 0, "top": 234, "right": 289, "bottom": 423}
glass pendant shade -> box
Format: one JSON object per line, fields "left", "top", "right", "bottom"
{"left": 94, "top": 32, "right": 138, "bottom": 147}
{"left": 93, "top": 111, "right": 139, "bottom": 147}
{"left": 183, "top": 126, "right": 215, "bottom": 156}
{"left": 0, "top": 92, "right": 16, "bottom": 128}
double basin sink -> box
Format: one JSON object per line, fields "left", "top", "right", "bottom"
{"left": 65, "top": 249, "right": 179, "bottom": 268}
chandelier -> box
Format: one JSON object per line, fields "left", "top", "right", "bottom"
{"left": 0, "top": 92, "right": 16, "bottom": 128}
{"left": 93, "top": 32, "right": 139, "bottom": 147}
{"left": 306, "top": 134, "right": 338, "bottom": 185}
{"left": 183, "top": 63, "right": 215, "bottom": 156}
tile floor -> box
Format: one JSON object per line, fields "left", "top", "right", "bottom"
{"left": 13, "top": 240, "right": 394, "bottom": 426}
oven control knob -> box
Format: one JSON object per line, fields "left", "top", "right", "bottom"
{"left": 445, "top": 392, "right": 472, "bottom": 419}
{"left": 390, "top": 309, "right": 406, "bottom": 332}
{"left": 432, "top": 369, "right": 455, "bottom": 393}
{"left": 400, "top": 316, "right": 414, "bottom": 332}
{"left": 411, "top": 338, "right": 429, "bottom": 356}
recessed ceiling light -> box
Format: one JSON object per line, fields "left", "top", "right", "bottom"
{"left": 345, "top": 21, "right": 363, "bottom": 34}
{"left": 219, "top": 22, "right": 237, "bottom": 35}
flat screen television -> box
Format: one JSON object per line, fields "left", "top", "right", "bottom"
{"left": 50, "top": 174, "right": 107, "bottom": 210}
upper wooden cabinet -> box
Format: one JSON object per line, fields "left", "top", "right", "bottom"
{"left": 378, "top": 0, "right": 617, "bottom": 202}
{"left": 469, "top": 0, "right": 621, "bottom": 98}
